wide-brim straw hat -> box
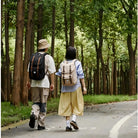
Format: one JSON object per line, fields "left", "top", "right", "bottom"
{"left": 38, "top": 39, "right": 50, "bottom": 49}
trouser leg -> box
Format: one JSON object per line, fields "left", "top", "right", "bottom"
{"left": 31, "top": 87, "right": 49, "bottom": 127}
{"left": 38, "top": 103, "right": 46, "bottom": 127}
{"left": 31, "top": 103, "right": 40, "bottom": 119}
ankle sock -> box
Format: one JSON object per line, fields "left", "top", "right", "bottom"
{"left": 66, "top": 120, "right": 70, "bottom": 127}
{"left": 72, "top": 114, "right": 77, "bottom": 122}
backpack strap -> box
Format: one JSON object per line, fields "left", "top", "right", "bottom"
{"left": 64, "top": 59, "right": 77, "bottom": 63}
{"left": 73, "top": 59, "right": 77, "bottom": 63}
{"left": 64, "top": 60, "right": 68, "bottom": 64}
{"left": 43, "top": 53, "right": 49, "bottom": 75}
{"left": 69, "top": 65, "right": 72, "bottom": 84}
{"left": 63, "top": 65, "right": 65, "bottom": 85}
{"left": 43, "top": 53, "right": 48, "bottom": 56}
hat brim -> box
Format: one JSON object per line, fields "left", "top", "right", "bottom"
{"left": 38, "top": 43, "right": 50, "bottom": 49}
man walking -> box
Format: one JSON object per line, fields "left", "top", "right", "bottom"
{"left": 27, "top": 39, "right": 56, "bottom": 130}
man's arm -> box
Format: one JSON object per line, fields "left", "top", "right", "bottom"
{"left": 50, "top": 73, "right": 54, "bottom": 91}
{"left": 27, "top": 72, "right": 31, "bottom": 89}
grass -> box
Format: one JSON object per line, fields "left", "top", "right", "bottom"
{"left": 1, "top": 95, "right": 137, "bottom": 127}
{"left": 1, "top": 98, "right": 60, "bottom": 127}
{"left": 84, "top": 94, "right": 137, "bottom": 105}
{"left": 1, "top": 102, "right": 32, "bottom": 127}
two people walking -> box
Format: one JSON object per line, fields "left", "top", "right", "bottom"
{"left": 27, "top": 39, "right": 87, "bottom": 131}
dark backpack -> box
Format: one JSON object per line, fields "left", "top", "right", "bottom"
{"left": 29, "top": 52, "right": 47, "bottom": 80}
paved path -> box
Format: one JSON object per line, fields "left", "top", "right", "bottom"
{"left": 1, "top": 100, "right": 137, "bottom": 138}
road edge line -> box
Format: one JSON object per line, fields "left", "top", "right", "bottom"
{"left": 109, "top": 110, "right": 137, "bottom": 138}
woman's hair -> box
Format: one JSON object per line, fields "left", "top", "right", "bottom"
{"left": 65, "top": 46, "right": 76, "bottom": 60}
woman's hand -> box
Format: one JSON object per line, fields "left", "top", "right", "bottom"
{"left": 82, "top": 87, "right": 87, "bottom": 95}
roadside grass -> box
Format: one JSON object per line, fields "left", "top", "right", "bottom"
{"left": 1, "top": 95, "right": 137, "bottom": 127}
{"left": 1, "top": 102, "right": 32, "bottom": 127}
{"left": 1, "top": 98, "right": 59, "bottom": 127}
{"left": 84, "top": 94, "right": 137, "bottom": 105}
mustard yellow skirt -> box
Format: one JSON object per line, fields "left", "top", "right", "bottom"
{"left": 58, "top": 87, "right": 84, "bottom": 116}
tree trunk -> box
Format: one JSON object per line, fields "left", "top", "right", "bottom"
{"left": 120, "top": 0, "right": 136, "bottom": 95}
{"left": 64, "top": 0, "right": 69, "bottom": 49}
{"left": 1, "top": 0, "right": 6, "bottom": 101}
{"left": 98, "top": 9, "right": 107, "bottom": 94}
{"left": 22, "top": 0, "right": 35, "bottom": 105}
{"left": 11, "top": 0, "right": 25, "bottom": 106}
{"left": 89, "top": 68, "right": 92, "bottom": 94}
{"left": 1, "top": 40, "right": 6, "bottom": 101}
{"left": 95, "top": 47, "right": 100, "bottom": 95}
{"left": 30, "top": 29, "right": 34, "bottom": 55}
{"left": 28, "top": 1, "right": 35, "bottom": 101}
{"left": 127, "top": 34, "right": 136, "bottom": 95}
{"left": 120, "top": 63, "right": 125, "bottom": 94}
{"left": 37, "top": 0, "right": 43, "bottom": 47}
{"left": 94, "top": 70, "right": 96, "bottom": 95}
{"left": 110, "top": 61, "right": 114, "bottom": 95}
{"left": 93, "top": 25, "right": 100, "bottom": 95}
{"left": 51, "top": 5, "right": 55, "bottom": 58}
{"left": 117, "top": 61, "right": 120, "bottom": 94}
{"left": 5, "top": 0, "right": 11, "bottom": 101}
{"left": 112, "top": 41, "right": 118, "bottom": 95}
{"left": 127, "top": 7, "right": 136, "bottom": 95}
{"left": 107, "top": 45, "right": 110, "bottom": 95}
{"left": 94, "top": 45, "right": 100, "bottom": 94}
{"left": 69, "top": 0, "right": 74, "bottom": 47}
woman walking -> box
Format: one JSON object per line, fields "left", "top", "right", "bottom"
{"left": 56, "top": 46, "right": 87, "bottom": 131}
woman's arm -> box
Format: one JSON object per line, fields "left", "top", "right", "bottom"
{"left": 80, "top": 78, "right": 87, "bottom": 95}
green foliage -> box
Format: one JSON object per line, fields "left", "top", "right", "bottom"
{"left": 2, "top": 0, "right": 136, "bottom": 72}
{"left": 2, "top": 0, "right": 137, "bottom": 103}
{"left": 1, "top": 102, "right": 32, "bottom": 127}
{"left": 47, "top": 98, "right": 59, "bottom": 112}
{"left": 84, "top": 94, "right": 137, "bottom": 104}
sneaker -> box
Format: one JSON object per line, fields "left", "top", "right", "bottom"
{"left": 66, "top": 126, "right": 72, "bottom": 131}
{"left": 38, "top": 125, "right": 45, "bottom": 130}
{"left": 70, "top": 121, "right": 79, "bottom": 130}
{"left": 29, "top": 113, "right": 35, "bottom": 128}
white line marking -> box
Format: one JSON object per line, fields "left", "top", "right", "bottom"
{"left": 109, "top": 110, "right": 137, "bottom": 138}
{"left": 133, "top": 126, "right": 138, "bottom": 128}
{"left": 133, "top": 126, "right": 138, "bottom": 131}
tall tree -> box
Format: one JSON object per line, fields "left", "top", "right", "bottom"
{"left": 98, "top": 8, "right": 107, "bottom": 94}
{"left": 120, "top": 0, "right": 137, "bottom": 95}
{"left": 11, "top": 0, "right": 25, "bottom": 106}
{"left": 22, "top": 0, "right": 35, "bottom": 105}
{"left": 64, "top": 0, "right": 69, "bottom": 49}
{"left": 112, "top": 41, "right": 118, "bottom": 95}
{"left": 51, "top": 5, "right": 56, "bottom": 57}
{"left": 37, "top": 0, "right": 43, "bottom": 47}
{"left": 69, "top": 0, "right": 75, "bottom": 47}
{"left": 5, "top": 0, "right": 11, "bottom": 101}
{"left": 1, "top": 0, "right": 6, "bottom": 101}
{"left": 93, "top": 27, "right": 100, "bottom": 95}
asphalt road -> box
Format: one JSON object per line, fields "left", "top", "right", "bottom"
{"left": 1, "top": 100, "right": 137, "bottom": 138}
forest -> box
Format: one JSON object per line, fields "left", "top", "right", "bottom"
{"left": 1, "top": 0, "right": 137, "bottom": 106}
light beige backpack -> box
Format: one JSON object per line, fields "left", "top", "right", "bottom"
{"left": 61, "top": 59, "right": 77, "bottom": 86}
